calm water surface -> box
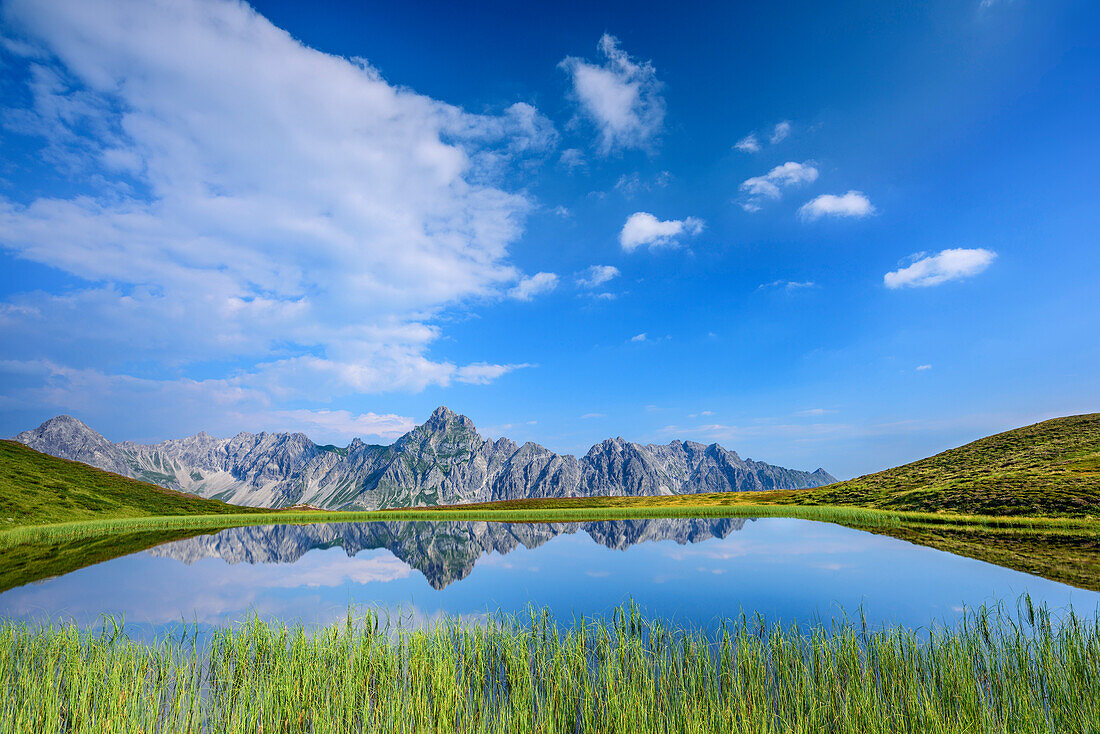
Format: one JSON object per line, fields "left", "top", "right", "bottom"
{"left": 1, "top": 518, "right": 1096, "bottom": 639}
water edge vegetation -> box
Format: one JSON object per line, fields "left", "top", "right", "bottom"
{"left": 2, "top": 600, "right": 1097, "bottom": 733}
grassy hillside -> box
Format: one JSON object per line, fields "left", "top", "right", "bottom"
{"left": 0, "top": 439, "right": 267, "bottom": 527}
{"left": 779, "top": 413, "right": 1100, "bottom": 517}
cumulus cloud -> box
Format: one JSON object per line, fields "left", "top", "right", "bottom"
{"left": 619, "top": 212, "right": 704, "bottom": 252}
{"left": 0, "top": 0, "right": 555, "bottom": 429}
{"left": 559, "top": 34, "right": 664, "bottom": 153}
{"left": 884, "top": 248, "right": 997, "bottom": 288}
{"left": 770, "top": 121, "right": 791, "bottom": 144}
{"left": 916, "top": 364, "right": 932, "bottom": 371}
{"left": 508, "top": 272, "right": 559, "bottom": 300}
{"left": 799, "top": 191, "right": 875, "bottom": 220}
{"left": 576, "top": 265, "right": 620, "bottom": 289}
{"left": 734, "top": 134, "right": 760, "bottom": 153}
{"left": 739, "top": 161, "right": 818, "bottom": 211}
{"left": 630, "top": 332, "right": 647, "bottom": 342}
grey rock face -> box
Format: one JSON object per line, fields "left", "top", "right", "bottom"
{"left": 148, "top": 517, "right": 752, "bottom": 589}
{"left": 14, "top": 407, "right": 837, "bottom": 510}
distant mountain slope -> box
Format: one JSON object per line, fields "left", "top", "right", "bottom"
{"left": 788, "top": 414, "right": 1100, "bottom": 517}
{"left": 13, "top": 407, "right": 836, "bottom": 510}
{"left": 0, "top": 439, "right": 265, "bottom": 526}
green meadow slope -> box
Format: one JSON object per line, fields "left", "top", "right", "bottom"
{"left": 0, "top": 439, "right": 267, "bottom": 527}
{"left": 779, "top": 413, "right": 1100, "bottom": 517}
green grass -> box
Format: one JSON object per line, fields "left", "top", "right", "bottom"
{"left": 1, "top": 602, "right": 1097, "bottom": 733}
{"left": 780, "top": 413, "right": 1100, "bottom": 517}
{"left": 0, "top": 527, "right": 214, "bottom": 594}
{"left": 0, "top": 439, "right": 269, "bottom": 527}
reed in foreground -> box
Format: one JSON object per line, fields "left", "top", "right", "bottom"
{"left": 1, "top": 601, "right": 1097, "bottom": 733}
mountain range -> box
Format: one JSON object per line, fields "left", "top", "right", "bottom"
{"left": 148, "top": 517, "right": 752, "bottom": 589}
{"left": 14, "top": 407, "right": 835, "bottom": 510}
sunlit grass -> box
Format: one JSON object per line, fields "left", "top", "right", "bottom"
{"left": 1, "top": 600, "right": 1097, "bottom": 733}
{"left": 5, "top": 502, "right": 1097, "bottom": 551}
{"left": 0, "top": 503, "right": 905, "bottom": 547}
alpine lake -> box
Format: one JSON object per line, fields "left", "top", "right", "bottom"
{"left": 3, "top": 516, "right": 1096, "bottom": 639}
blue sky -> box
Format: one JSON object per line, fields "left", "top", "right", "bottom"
{"left": 0, "top": 0, "right": 1096, "bottom": 478}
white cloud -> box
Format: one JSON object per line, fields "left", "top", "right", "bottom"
{"left": 658, "top": 421, "right": 850, "bottom": 443}
{"left": 508, "top": 272, "right": 559, "bottom": 300}
{"left": 884, "top": 248, "right": 997, "bottom": 288}
{"left": 559, "top": 148, "right": 585, "bottom": 169}
{"left": 454, "top": 362, "right": 531, "bottom": 384}
{"left": 614, "top": 170, "right": 670, "bottom": 197}
{"left": 630, "top": 332, "right": 647, "bottom": 342}
{"left": 739, "top": 161, "right": 818, "bottom": 211}
{"left": 734, "top": 134, "right": 760, "bottom": 153}
{"left": 263, "top": 554, "right": 412, "bottom": 588}
{"left": 576, "top": 265, "right": 620, "bottom": 289}
{"left": 916, "top": 364, "right": 932, "bottom": 371}
{"left": 264, "top": 409, "right": 415, "bottom": 440}
{"left": 799, "top": 191, "right": 875, "bottom": 220}
{"left": 0, "top": 0, "right": 555, "bottom": 423}
{"left": 580, "top": 412, "right": 605, "bottom": 419}
{"left": 758, "top": 279, "right": 815, "bottom": 292}
{"left": 770, "top": 121, "right": 791, "bottom": 144}
{"left": 795, "top": 408, "right": 836, "bottom": 417}
{"left": 619, "top": 212, "right": 704, "bottom": 252}
{"left": 559, "top": 34, "right": 664, "bottom": 154}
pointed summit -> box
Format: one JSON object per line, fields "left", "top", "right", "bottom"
{"left": 15, "top": 414, "right": 131, "bottom": 475}
{"left": 17, "top": 415, "right": 105, "bottom": 444}
{"left": 430, "top": 405, "right": 457, "bottom": 420}
{"left": 421, "top": 406, "right": 477, "bottom": 433}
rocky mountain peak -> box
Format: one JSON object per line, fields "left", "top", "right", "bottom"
{"left": 16, "top": 410, "right": 837, "bottom": 510}
{"left": 17, "top": 414, "right": 106, "bottom": 445}
{"left": 412, "top": 406, "right": 479, "bottom": 439}
{"left": 15, "top": 414, "right": 129, "bottom": 475}
{"left": 585, "top": 437, "right": 631, "bottom": 458}
{"left": 425, "top": 405, "right": 475, "bottom": 429}
{"left": 430, "top": 405, "right": 456, "bottom": 420}
{"left": 30, "top": 414, "right": 93, "bottom": 434}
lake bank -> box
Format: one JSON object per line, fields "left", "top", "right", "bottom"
{"left": 4, "top": 502, "right": 1097, "bottom": 592}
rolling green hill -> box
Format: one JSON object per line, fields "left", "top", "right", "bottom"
{"left": 781, "top": 413, "right": 1100, "bottom": 517}
{"left": 0, "top": 439, "right": 267, "bottom": 527}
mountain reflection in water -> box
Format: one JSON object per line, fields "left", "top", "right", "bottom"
{"left": 148, "top": 518, "right": 750, "bottom": 589}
